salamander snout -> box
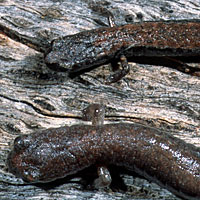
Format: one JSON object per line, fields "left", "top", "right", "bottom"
{"left": 44, "top": 52, "right": 70, "bottom": 72}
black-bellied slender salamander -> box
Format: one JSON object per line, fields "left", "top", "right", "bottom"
{"left": 7, "top": 104, "right": 200, "bottom": 200}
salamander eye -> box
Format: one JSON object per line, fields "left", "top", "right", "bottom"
{"left": 14, "top": 135, "right": 30, "bottom": 151}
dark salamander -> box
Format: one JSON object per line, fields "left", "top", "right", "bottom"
{"left": 7, "top": 104, "right": 200, "bottom": 200}
{"left": 1, "top": 16, "right": 200, "bottom": 82}
{"left": 44, "top": 18, "right": 200, "bottom": 82}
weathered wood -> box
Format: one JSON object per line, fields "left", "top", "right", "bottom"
{"left": 0, "top": 0, "right": 200, "bottom": 199}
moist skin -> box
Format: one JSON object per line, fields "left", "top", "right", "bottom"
{"left": 7, "top": 104, "right": 200, "bottom": 200}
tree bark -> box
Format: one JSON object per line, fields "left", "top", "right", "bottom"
{"left": 0, "top": 0, "right": 200, "bottom": 199}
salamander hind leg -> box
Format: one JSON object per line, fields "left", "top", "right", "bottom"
{"left": 165, "top": 57, "right": 200, "bottom": 77}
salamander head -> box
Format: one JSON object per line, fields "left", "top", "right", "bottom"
{"left": 7, "top": 127, "right": 82, "bottom": 183}
{"left": 44, "top": 31, "right": 109, "bottom": 73}
{"left": 44, "top": 38, "right": 77, "bottom": 72}
{"left": 7, "top": 135, "right": 43, "bottom": 183}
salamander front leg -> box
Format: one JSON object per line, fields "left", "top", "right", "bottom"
{"left": 106, "top": 55, "right": 130, "bottom": 84}
{"left": 93, "top": 166, "right": 112, "bottom": 188}
{"left": 82, "top": 103, "right": 105, "bottom": 126}
{"left": 108, "top": 15, "right": 116, "bottom": 27}
{"left": 82, "top": 104, "right": 112, "bottom": 188}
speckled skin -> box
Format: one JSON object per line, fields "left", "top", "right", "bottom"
{"left": 7, "top": 123, "right": 200, "bottom": 200}
{"left": 44, "top": 20, "right": 200, "bottom": 73}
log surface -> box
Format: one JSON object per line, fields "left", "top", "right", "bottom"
{"left": 0, "top": 0, "right": 200, "bottom": 199}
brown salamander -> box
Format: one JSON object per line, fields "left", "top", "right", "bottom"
{"left": 7, "top": 104, "right": 200, "bottom": 200}
{"left": 1, "top": 16, "right": 200, "bottom": 83}
{"left": 44, "top": 17, "right": 200, "bottom": 82}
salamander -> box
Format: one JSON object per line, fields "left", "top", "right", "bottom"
{"left": 7, "top": 104, "right": 200, "bottom": 200}
{"left": 1, "top": 15, "right": 200, "bottom": 82}
{"left": 44, "top": 17, "right": 200, "bottom": 82}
